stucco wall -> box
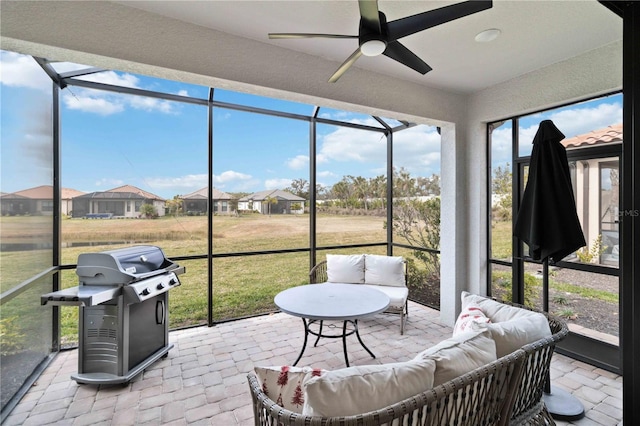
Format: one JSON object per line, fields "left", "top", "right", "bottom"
{"left": 438, "top": 41, "right": 623, "bottom": 325}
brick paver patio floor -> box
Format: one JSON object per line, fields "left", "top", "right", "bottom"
{"left": 4, "top": 302, "right": 623, "bottom": 425}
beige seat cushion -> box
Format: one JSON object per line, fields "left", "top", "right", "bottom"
{"left": 302, "top": 358, "right": 436, "bottom": 417}
{"left": 362, "top": 284, "right": 408, "bottom": 309}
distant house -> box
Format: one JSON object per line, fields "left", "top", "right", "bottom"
{"left": 182, "top": 187, "right": 234, "bottom": 215}
{"left": 61, "top": 188, "right": 86, "bottom": 216}
{"left": 238, "top": 189, "right": 305, "bottom": 214}
{"left": 562, "top": 123, "right": 622, "bottom": 265}
{"left": 0, "top": 185, "right": 85, "bottom": 216}
{"left": 71, "top": 185, "right": 165, "bottom": 218}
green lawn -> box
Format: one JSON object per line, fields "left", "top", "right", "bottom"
{"left": 2, "top": 214, "right": 390, "bottom": 345}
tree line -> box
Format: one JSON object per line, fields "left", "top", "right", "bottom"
{"left": 284, "top": 167, "right": 440, "bottom": 211}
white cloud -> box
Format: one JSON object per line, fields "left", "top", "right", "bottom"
{"left": 318, "top": 126, "right": 385, "bottom": 164}
{"left": 95, "top": 178, "right": 124, "bottom": 187}
{"left": 145, "top": 174, "right": 208, "bottom": 190}
{"left": 63, "top": 93, "right": 125, "bottom": 115}
{"left": 143, "top": 171, "right": 259, "bottom": 196}
{"left": 548, "top": 102, "right": 622, "bottom": 137}
{"left": 80, "top": 70, "right": 140, "bottom": 88}
{"left": 318, "top": 170, "right": 337, "bottom": 178}
{"left": 316, "top": 123, "right": 442, "bottom": 184}
{"left": 392, "top": 125, "right": 441, "bottom": 171}
{"left": 61, "top": 85, "right": 180, "bottom": 116}
{"left": 0, "top": 51, "right": 52, "bottom": 90}
{"left": 129, "top": 95, "right": 176, "bottom": 114}
{"left": 515, "top": 101, "right": 622, "bottom": 156}
{"left": 214, "top": 170, "right": 252, "bottom": 184}
{"left": 490, "top": 125, "right": 513, "bottom": 168}
{"left": 176, "top": 89, "right": 189, "bottom": 97}
{"left": 286, "top": 155, "right": 309, "bottom": 170}
{"left": 265, "top": 178, "right": 292, "bottom": 190}
{"left": 215, "top": 111, "right": 232, "bottom": 121}
{"left": 211, "top": 170, "right": 260, "bottom": 192}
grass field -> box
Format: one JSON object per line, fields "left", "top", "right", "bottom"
{"left": 2, "top": 214, "right": 390, "bottom": 345}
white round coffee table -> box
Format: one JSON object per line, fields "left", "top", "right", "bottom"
{"left": 274, "top": 283, "right": 390, "bottom": 367}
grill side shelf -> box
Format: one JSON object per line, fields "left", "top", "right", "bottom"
{"left": 41, "top": 285, "right": 121, "bottom": 307}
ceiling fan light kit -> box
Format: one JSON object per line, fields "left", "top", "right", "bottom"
{"left": 269, "top": 0, "right": 493, "bottom": 82}
{"left": 360, "top": 39, "right": 387, "bottom": 56}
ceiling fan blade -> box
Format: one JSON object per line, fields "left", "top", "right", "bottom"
{"left": 269, "top": 33, "right": 357, "bottom": 39}
{"left": 383, "top": 41, "right": 432, "bottom": 74}
{"left": 358, "top": 0, "right": 381, "bottom": 33}
{"left": 328, "top": 48, "right": 363, "bottom": 83}
{"left": 386, "top": 1, "right": 492, "bottom": 41}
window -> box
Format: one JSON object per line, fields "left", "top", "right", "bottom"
{"left": 488, "top": 92, "right": 622, "bottom": 371}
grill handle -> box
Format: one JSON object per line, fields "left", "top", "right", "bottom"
{"left": 156, "top": 300, "right": 165, "bottom": 325}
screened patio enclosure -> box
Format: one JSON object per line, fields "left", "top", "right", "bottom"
{"left": 0, "top": 53, "right": 444, "bottom": 415}
{"left": 1, "top": 0, "right": 639, "bottom": 422}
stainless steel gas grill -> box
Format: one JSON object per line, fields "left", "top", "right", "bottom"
{"left": 41, "top": 245, "right": 184, "bottom": 385}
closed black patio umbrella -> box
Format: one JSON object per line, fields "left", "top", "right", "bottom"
{"left": 513, "top": 119, "right": 586, "bottom": 420}
{"left": 514, "top": 119, "right": 586, "bottom": 263}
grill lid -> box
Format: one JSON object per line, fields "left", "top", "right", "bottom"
{"left": 76, "top": 245, "right": 178, "bottom": 285}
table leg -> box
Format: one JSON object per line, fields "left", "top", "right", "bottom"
{"left": 313, "top": 321, "right": 324, "bottom": 347}
{"left": 292, "top": 318, "right": 310, "bottom": 366}
{"left": 342, "top": 321, "right": 350, "bottom": 367}
{"left": 354, "top": 319, "right": 376, "bottom": 359}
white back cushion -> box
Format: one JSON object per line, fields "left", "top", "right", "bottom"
{"left": 460, "top": 291, "right": 552, "bottom": 357}
{"left": 414, "top": 328, "right": 497, "bottom": 386}
{"left": 302, "top": 358, "right": 436, "bottom": 417}
{"left": 326, "top": 254, "right": 365, "bottom": 284}
{"left": 364, "top": 254, "right": 405, "bottom": 287}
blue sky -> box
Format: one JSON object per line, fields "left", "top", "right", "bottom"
{"left": 490, "top": 93, "right": 623, "bottom": 171}
{"left": 1, "top": 50, "right": 439, "bottom": 199}
{"left": 1, "top": 50, "right": 621, "bottom": 200}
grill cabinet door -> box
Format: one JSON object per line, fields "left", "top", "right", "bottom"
{"left": 127, "top": 293, "right": 167, "bottom": 369}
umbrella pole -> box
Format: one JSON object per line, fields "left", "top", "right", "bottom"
{"left": 541, "top": 257, "right": 585, "bottom": 420}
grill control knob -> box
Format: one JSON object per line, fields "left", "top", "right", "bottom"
{"left": 169, "top": 278, "right": 178, "bottom": 286}
{"left": 141, "top": 288, "right": 151, "bottom": 296}
{"left": 157, "top": 283, "right": 165, "bottom": 290}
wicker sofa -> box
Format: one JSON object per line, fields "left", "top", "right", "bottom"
{"left": 247, "top": 292, "right": 568, "bottom": 426}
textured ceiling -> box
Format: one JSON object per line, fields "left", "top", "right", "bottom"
{"left": 117, "top": 0, "right": 622, "bottom": 94}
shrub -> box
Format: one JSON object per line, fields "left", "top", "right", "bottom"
{"left": 576, "top": 234, "right": 607, "bottom": 263}
{"left": 498, "top": 272, "right": 540, "bottom": 308}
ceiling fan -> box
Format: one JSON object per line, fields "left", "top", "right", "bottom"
{"left": 269, "top": 0, "right": 493, "bottom": 82}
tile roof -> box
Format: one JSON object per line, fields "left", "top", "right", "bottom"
{"left": 105, "top": 185, "right": 164, "bottom": 200}
{"left": 238, "top": 189, "right": 305, "bottom": 202}
{"left": 7, "top": 185, "right": 52, "bottom": 199}
{"left": 562, "top": 123, "right": 622, "bottom": 148}
{"left": 0, "top": 185, "right": 84, "bottom": 199}
{"left": 61, "top": 188, "right": 86, "bottom": 199}
{"left": 182, "top": 187, "right": 233, "bottom": 200}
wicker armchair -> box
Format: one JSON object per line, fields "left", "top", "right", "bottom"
{"left": 503, "top": 303, "right": 569, "bottom": 426}
{"left": 309, "top": 260, "right": 409, "bottom": 334}
{"left": 248, "top": 348, "right": 526, "bottom": 426}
